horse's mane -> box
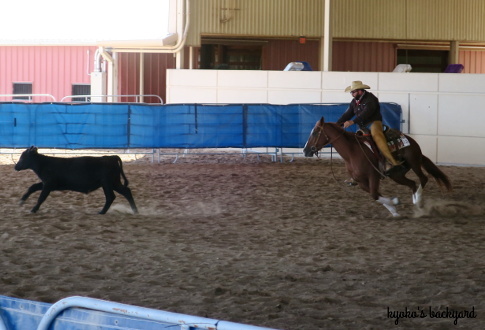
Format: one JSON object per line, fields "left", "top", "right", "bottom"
{"left": 324, "top": 122, "right": 355, "bottom": 138}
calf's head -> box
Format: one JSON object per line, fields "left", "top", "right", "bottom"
{"left": 15, "top": 146, "right": 39, "bottom": 171}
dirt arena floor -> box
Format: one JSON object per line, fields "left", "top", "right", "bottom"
{"left": 0, "top": 151, "right": 484, "bottom": 329}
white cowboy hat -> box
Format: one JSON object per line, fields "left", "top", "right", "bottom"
{"left": 344, "top": 80, "right": 371, "bottom": 93}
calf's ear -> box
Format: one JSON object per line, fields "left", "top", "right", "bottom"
{"left": 28, "top": 146, "right": 38, "bottom": 153}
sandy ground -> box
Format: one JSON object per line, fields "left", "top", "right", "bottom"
{"left": 0, "top": 151, "right": 484, "bottom": 329}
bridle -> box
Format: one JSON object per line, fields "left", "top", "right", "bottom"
{"left": 308, "top": 123, "right": 343, "bottom": 157}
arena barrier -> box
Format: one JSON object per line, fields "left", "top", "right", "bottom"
{"left": 0, "top": 295, "right": 275, "bottom": 330}
{"left": 0, "top": 102, "right": 401, "bottom": 149}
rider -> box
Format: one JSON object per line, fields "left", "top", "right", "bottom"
{"left": 337, "top": 80, "right": 404, "bottom": 175}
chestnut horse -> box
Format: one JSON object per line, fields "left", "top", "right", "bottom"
{"left": 303, "top": 117, "right": 452, "bottom": 217}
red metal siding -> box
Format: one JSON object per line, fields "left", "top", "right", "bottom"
{"left": 118, "top": 52, "right": 175, "bottom": 103}
{"left": 261, "top": 39, "right": 321, "bottom": 71}
{"left": 459, "top": 50, "right": 485, "bottom": 73}
{"left": 0, "top": 46, "right": 96, "bottom": 102}
{"left": 143, "top": 53, "right": 176, "bottom": 103}
{"left": 118, "top": 53, "right": 140, "bottom": 102}
{"left": 332, "top": 41, "right": 396, "bottom": 72}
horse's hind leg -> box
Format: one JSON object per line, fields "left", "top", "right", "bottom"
{"left": 388, "top": 170, "right": 423, "bottom": 205}
{"left": 409, "top": 162, "right": 429, "bottom": 207}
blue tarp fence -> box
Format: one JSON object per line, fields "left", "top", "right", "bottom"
{"left": 0, "top": 103, "right": 402, "bottom": 149}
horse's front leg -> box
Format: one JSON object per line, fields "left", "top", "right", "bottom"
{"left": 365, "top": 176, "right": 400, "bottom": 217}
{"left": 377, "top": 196, "right": 400, "bottom": 217}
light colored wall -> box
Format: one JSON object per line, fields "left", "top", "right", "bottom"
{"left": 167, "top": 69, "right": 485, "bottom": 166}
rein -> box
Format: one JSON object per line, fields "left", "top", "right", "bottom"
{"left": 354, "top": 134, "right": 386, "bottom": 178}
{"left": 312, "top": 124, "right": 345, "bottom": 184}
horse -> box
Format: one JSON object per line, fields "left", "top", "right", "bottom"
{"left": 303, "top": 117, "right": 452, "bottom": 217}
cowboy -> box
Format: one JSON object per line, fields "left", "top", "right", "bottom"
{"left": 337, "top": 80, "right": 403, "bottom": 175}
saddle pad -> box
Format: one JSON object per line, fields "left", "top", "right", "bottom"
{"left": 388, "top": 134, "right": 411, "bottom": 152}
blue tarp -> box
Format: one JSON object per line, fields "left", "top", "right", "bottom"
{"left": 0, "top": 103, "right": 402, "bottom": 149}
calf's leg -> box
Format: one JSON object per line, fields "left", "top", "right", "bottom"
{"left": 31, "top": 188, "right": 51, "bottom": 213}
{"left": 99, "top": 186, "right": 116, "bottom": 214}
{"left": 114, "top": 185, "right": 138, "bottom": 214}
{"left": 20, "top": 182, "right": 44, "bottom": 205}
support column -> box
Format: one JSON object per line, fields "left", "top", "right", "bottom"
{"left": 189, "top": 46, "right": 194, "bottom": 69}
{"left": 139, "top": 53, "right": 144, "bottom": 103}
{"left": 321, "top": 0, "right": 332, "bottom": 71}
{"left": 449, "top": 41, "right": 460, "bottom": 64}
{"left": 176, "top": 48, "right": 185, "bottom": 69}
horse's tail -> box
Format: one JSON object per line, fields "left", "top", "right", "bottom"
{"left": 421, "top": 155, "right": 452, "bottom": 192}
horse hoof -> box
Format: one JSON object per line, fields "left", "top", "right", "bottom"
{"left": 391, "top": 197, "right": 400, "bottom": 205}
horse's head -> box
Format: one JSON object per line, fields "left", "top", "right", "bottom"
{"left": 303, "top": 117, "right": 331, "bottom": 157}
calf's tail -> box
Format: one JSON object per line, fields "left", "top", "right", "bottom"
{"left": 116, "top": 156, "right": 129, "bottom": 187}
{"left": 422, "top": 155, "right": 452, "bottom": 192}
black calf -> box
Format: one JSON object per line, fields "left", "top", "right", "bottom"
{"left": 15, "top": 146, "right": 138, "bottom": 214}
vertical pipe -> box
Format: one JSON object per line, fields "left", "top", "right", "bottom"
{"left": 189, "top": 46, "right": 194, "bottom": 69}
{"left": 175, "top": 0, "right": 185, "bottom": 69}
{"left": 112, "top": 52, "right": 119, "bottom": 102}
{"left": 322, "top": 0, "right": 332, "bottom": 71}
{"left": 139, "top": 53, "right": 144, "bottom": 102}
{"left": 449, "top": 41, "right": 460, "bottom": 64}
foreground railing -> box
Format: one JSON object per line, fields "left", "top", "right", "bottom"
{"left": 0, "top": 295, "right": 277, "bottom": 330}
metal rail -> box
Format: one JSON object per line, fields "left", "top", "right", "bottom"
{"left": 37, "top": 296, "right": 275, "bottom": 330}
{"left": 0, "top": 94, "right": 57, "bottom": 102}
{"left": 60, "top": 94, "right": 164, "bottom": 104}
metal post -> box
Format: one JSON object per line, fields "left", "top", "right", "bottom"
{"left": 321, "top": 0, "right": 332, "bottom": 71}
{"left": 139, "top": 53, "right": 145, "bottom": 103}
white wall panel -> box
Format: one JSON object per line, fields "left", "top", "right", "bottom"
{"left": 167, "top": 69, "right": 217, "bottom": 87}
{"left": 408, "top": 94, "right": 438, "bottom": 135}
{"left": 268, "top": 71, "right": 322, "bottom": 89}
{"left": 268, "top": 90, "right": 322, "bottom": 105}
{"left": 167, "top": 87, "right": 217, "bottom": 103}
{"left": 438, "top": 94, "right": 485, "bottom": 137}
{"left": 439, "top": 74, "right": 485, "bottom": 93}
{"left": 218, "top": 71, "right": 268, "bottom": 88}
{"left": 438, "top": 137, "right": 485, "bottom": 166}
{"left": 378, "top": 73, "right": 439, "bottom": 92}
{"left": 217, "top": 89, "right": 268, "bottom": 103}
{"left": 322, "top": 72, "right": 379, "bottom": 91}
{"left": 321, "top": 91, "right": 349, "bottom": 103}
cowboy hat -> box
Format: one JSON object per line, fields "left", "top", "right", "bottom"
{"left": 344, "top": 80, "right": 371, "bottom": 93}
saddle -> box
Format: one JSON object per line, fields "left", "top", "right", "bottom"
{"left": 356, "top": 126, "right": 411, "bottom": 172}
